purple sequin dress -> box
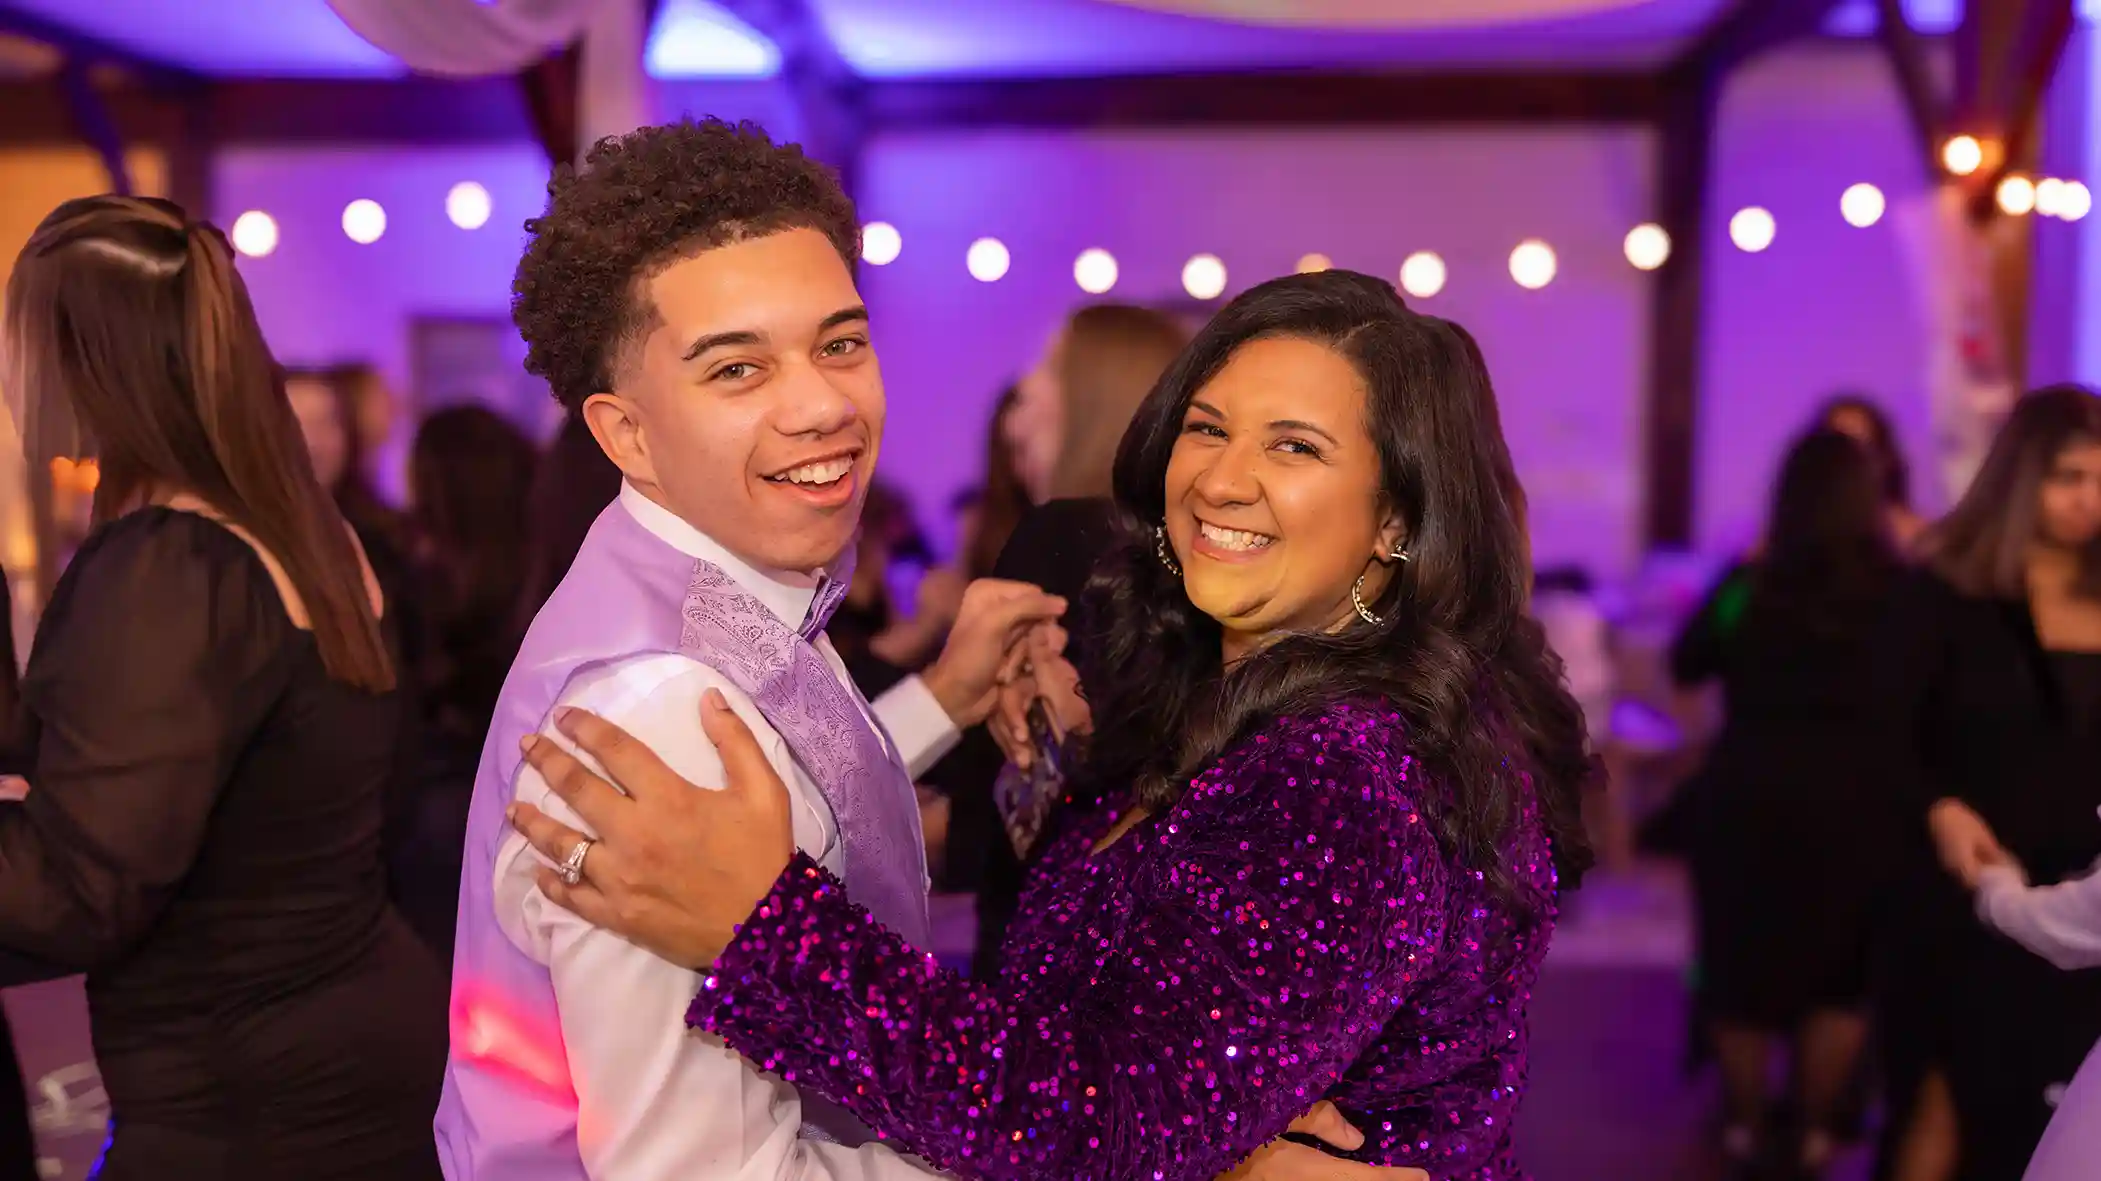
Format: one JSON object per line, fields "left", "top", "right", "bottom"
{"left": 690, "top": 701, "right": 1559, "bottom": 1180}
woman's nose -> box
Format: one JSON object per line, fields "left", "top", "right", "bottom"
{"left": 1191, "top": 447, "right": 1259, "bottom": 505}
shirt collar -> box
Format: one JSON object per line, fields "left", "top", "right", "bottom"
{"left": 618, "top": 481, "right": 819, "bottom": 630}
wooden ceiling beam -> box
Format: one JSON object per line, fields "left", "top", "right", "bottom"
{"left": 866, "top": 70, "right": 1663, "bottom": 129}
{"left": 1874, "top": 0, "right": 1945, "bottom": 167}
{"left": 0, "top": 68, "right": 1668, "bottom": 153}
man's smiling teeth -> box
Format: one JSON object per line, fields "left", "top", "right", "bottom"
{"left": 771, "top": 458, "right": 853, "bottom": 486}
{"left": 1199, "top": 522, "right": 1275, "bottom": 552}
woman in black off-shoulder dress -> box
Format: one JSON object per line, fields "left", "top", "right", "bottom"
{"left": 0, "top": 196, "right": 445, "bottom": 1179}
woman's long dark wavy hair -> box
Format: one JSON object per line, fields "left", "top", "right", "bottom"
{"left": 1751, "top": 428, "right": 1900, "bottom": 633}
{"left": 1076, "top": 270, "right": 1596, "bottom": 900}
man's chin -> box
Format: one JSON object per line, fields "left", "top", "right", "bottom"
{"left": 753, "top": 524, "right": 860, "bottom": 576}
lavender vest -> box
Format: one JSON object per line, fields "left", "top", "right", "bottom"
{"left": 2024, "top": 1037, "right": 2100, "bottom": 1181}
{"left": 434, "top": 499, "right": 930, "bottom": 1180}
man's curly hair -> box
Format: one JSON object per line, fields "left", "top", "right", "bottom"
{"left": 512, "top": 118, "right": 860, "bottom": 411}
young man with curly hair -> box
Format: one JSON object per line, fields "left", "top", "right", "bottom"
{"left": 434, "top": 118, "right": 1063, "bottom": 1180}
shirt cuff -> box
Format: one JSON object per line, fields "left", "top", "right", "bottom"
{"left": 1973, "top": 865, "right": 2025, "bottom": 919}
{"left": 872, "top": 675, "right": 961, "bottom": 779}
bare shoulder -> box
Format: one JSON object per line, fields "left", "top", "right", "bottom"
{"left": 159, "top": 494, "right": 384, "bottom": 629}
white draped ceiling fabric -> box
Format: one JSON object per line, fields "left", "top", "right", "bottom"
{"left": 324, "top": 0, "right": 658, "bottom": 160}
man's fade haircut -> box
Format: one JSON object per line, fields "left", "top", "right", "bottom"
{"left": 512, "top": 117, "right": 861, "bottom": 412}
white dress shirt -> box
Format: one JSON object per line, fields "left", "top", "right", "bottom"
{"left": 1976, "top": 855, "right": 2101, "bottom": 972}
{"left": 494, "top": 483, "right": 957, "bottom": 1180}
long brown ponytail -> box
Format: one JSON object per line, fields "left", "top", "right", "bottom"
{"left": 5, "top": 195, "right": 393, "bottom": 691}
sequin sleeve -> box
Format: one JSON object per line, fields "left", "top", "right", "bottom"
{"left": 690, "top": 711, "right": 1451, "bottom": 1181}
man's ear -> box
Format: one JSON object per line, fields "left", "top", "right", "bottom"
{"left": 582, "top": 392, "right": 656, "bottom": 489}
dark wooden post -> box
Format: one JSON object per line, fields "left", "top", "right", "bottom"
{"left": 1640, "top": 0, "right": 1849, "bottom": 548}
{"left": 1873, "top": 0, "right": 2075, "bottom": 404}
{"left": 718, "top": 0, "right": 864, "bottom": 198}
{"left": 1642, "top": 57, "right": 1719, "bottom": 550}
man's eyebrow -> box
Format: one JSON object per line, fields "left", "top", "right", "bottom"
{"left": 818, "top": 305, "right": 869, "bottom": 332}
{"left": 682, "top": 329, "right": 765, "bottom": 362}
{"left": 679, "top": 307, "right": 867, "bottom": 361}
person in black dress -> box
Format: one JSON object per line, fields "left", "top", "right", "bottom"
{"left": 0, "top": 195, "right": 446, "bottom": 1180}
{"left": 1872, "top": 386, "right": 2101, "bottom": 1181}
{"left": 513, "top": 407, "right": 623, "bottom": 633}
{"left": 0, "top": 576, "right": 43, "bottom": 1181}
{"left": 1672, "top": 430, "right": 1903, "bottom": 1177}
{"left": 394, "top": 405, "right": 541, "bottom": 956}
{"left": 921, "top": 307, "right": 1188, "bottom": 974}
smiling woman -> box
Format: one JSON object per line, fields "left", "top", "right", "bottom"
{"left": 1164, "top": 336, "right": 1407, "bottom": 662}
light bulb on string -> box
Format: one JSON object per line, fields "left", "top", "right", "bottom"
{"left": 1398, "top": 251, "right": 1446, "bottom": 298}
{"left": 1943, "top": 135, "right": 1984, "bottom": 177}
{"left": 861, "top": 222, "right": 902, "bottom": 265}
{"left": 1182, "top": 254, "right": 1227, "bottom": 300}
{"left": 1998, "top": 174, "right": 2037, "bottom": 216}
{"left": 1509, "top": 240, "right": 1556, "bottom": 290}
{"left": 446, "top": 182, "right": 492, "bottom": 230}
{"left": 2063, "top": 181, "right": 2092, "bottom": 222}
{"left": 1729, "top": 207, "right": 1776, "bottom": 252}
{"left": 1840, "top": 183, "right": 1885, "bottom": 228}
{"left": 342, "top": 199, "right": 386, "bottom": 245}
{"left": 966, "top": 237, "right": 1009, "bottom": 282}
{"left": 1623, "top": 224, "right": 1670, "bottom": 270}
{"left": 1073, "top": 248, "right": 1118, "bottom": 294}
{"left": 230, "top": 211, "right": 278, "bottom": 258}
{"left": 2037, "top": 178, "right": 2069, "bottom": 217}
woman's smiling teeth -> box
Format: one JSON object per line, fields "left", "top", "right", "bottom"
{"left": 1199, "top": 522, "right": 1276, "bottom": 552}
{"left": 770, "top": 457, "right": 853, "bottom": 487}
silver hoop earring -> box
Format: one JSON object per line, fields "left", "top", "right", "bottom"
{"left": 1390, "top": 544, "right": 1411, "bottom": 563}
{"left": 1155, "top": 526, "right": 1182, "bottom": 577}
{"left": 1351, "top": 571, "right": 1381, "bottom": 627}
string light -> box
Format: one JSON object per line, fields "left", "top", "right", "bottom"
{"left": 1509, "top": 240, "right": 1556, "bottom": 290}
{"left": 1997, "top": 174, "right": 2037, "bottom": 216}
{"left": 230, "top": 211, "right": 278, "bottom": 258}
{"left": 1729, "top": 207, "right": 1776, "bottom": 253}
{"left": 1942, "top": 135, "right": 1984, "bottom": 177}
{"left": 861, "top": 222, "right": 901, "bottom": 265}
{"left": 834, "top": 172, "right": 2091, "bottom": 295}
{"left": 2063, "top": 181, "right": 2093, "bottom": 222}
{"left": 1182, "top": 254, "right": 1227, "bottom": 300}
{"left": 342, "top": 199, "right": 386, "bottom": 245}
{"left": 1840, "top": 183, "right": 1885, "bottom": 228}
{"left": 966, "top": 237, "right": 1009, "bottom": 282}
{"left": 1073, "top": 248, "right": 1118, "bottom": 294}
{"left": 1623, "top": 224, "right": 1670, "bottom": 271}
{"left": 2038, "top": 178, "right": 2069, "bottom": 217}
{"left": 1398, "top": 252, "right": 1446, "bottom": 298}
{"left": 446, "top": 182, "right": 491, "bottom": 230}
